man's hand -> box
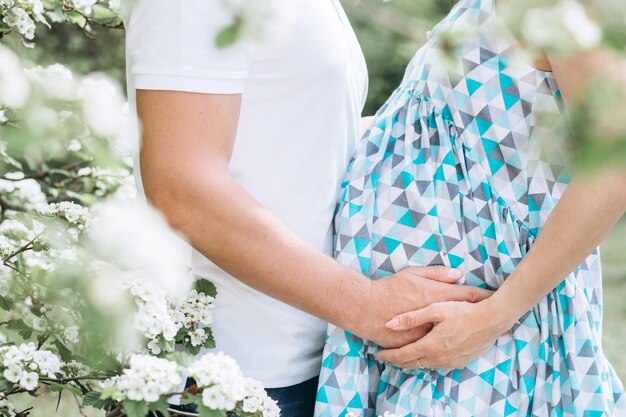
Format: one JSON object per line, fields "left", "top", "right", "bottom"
{"left": 355, "top": 265, "right": 493, "bottom": 349}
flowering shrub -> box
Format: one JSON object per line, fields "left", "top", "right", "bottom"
{"left": 1, "top": 0, "right": 122, "bottom": 45}
{"left": 0, "top": 3, "right": 281, "bottom": 415}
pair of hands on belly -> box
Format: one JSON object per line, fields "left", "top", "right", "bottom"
{"left": 362, "top": 266, "right": 516, "bottom": 370}
{"left": 372, "top": 267, "right": 518, "bottom": 369}
{"left": 375, "top": 295, "right": 518, "bottom": 370}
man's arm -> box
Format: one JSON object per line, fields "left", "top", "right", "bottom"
{"left": 136, "top": 89, "right": 491, "bottom": 348}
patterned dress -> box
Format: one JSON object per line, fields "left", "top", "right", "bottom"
{"left": 314, "top": 1, "right": 626, "bottom": 416}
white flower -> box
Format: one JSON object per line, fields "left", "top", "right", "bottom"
{"left": 190, "top": 328, "right": 207, "bottom": 347}
{"left": 142, "top": 383, "right": 161, "bottom": 403}
{"left": 3, "top": 365, "right": 22, "bottom": 383}
{"left": 0, "top": 45, "right": 30, "bottom": 108}
{"left": 26, "top": 64, "right": 77, "bottom": 101}
{"left": 560, "top": 0, "right": 601, "bottom": 50}
{"left": 202, "top": 385, "right": 228, "bottom": 410}
{"left": 0, "top": 109, "right": 7, "bottom": 123}
{"left": 262, "top": 396, "right": 281, "bottom": 417}
{"left": 63, "top": 326, "right": 79, "bottom": 344}
{"left": 3, "top": 7, "right": 36, "bottom": 39}
{"left": 0, "top": 219, "right": 31, "bottom": 241}
{"left": 108, "top": 0, "right": 120, "bottom": 12}
{"left": 188, "top": 352, "right": 247, "bottom": 411}
{"left": 71, "top": 0, "right": 97, "bottom": 15}
{"left": 1, "top": 344, "right": 63, "bottom": 386}
{"left": 19, "top": 371, "right": 38, "bottom": 390}
{"left": 13, "top": 179, "right": 46, "bottom": 209}
{"left": 67, "top": 139, "right": 82, "bottom": 152}
{"left": 115, "top": 354, "right": 181, "bottom": 403}
{"left": 80, "top": 75, "right": 128, "bottom": 139}
{"left": 89, "top": 198, "right": 193, "bottom": 300}
{"left": 32, "top": 350, "right": 61, "bottom": 377}
{"left": 521, "top": 0, "right": 601, "bottom": 52}
{"left": 0, "top": 236, "right": 12, "bottom": 259}
{"left": 38, "top": 201, "right": 89, "bottom": 226}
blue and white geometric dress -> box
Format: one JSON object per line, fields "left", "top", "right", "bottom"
{"left": 314, "top": 0, "right": 626, "bottom": 416}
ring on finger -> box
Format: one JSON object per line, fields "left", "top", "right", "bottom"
{"left": 416, "top": 358, "right": 424, "bottom": 369}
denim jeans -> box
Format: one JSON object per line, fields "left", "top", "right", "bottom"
{"left": 160, "top": 376, "right": 319, "bottom": 417}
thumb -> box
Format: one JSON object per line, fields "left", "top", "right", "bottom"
{"left": 386, "top": 304, "right": 444, "bottom": 331}
{"left": 406, "top": 265, "right": 464, "bottom": 284}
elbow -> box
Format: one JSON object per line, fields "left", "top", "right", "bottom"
{"left": 144, "top": 181, "right": 192, "bottom": 234}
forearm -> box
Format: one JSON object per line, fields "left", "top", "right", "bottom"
{"left": 489, "top": 172, "right": 626, "bottom": 322}
{"left": 144, "top": 168, "right": 372, "bottom": 334}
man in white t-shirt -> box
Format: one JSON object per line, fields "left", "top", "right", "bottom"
{"left": 122, "top": 1, "right": 491, "bottom": 416}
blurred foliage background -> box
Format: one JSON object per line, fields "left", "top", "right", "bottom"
{"left": 9, "top": 0, "right": 624, "bottom": 391}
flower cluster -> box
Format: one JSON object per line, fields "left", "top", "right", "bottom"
{"left": 241, "top": 377, "right": 281, "bottom": 417}
{"left": 188, "top": 351, "right": 280, "bottom": 417}
{"left": 520, "top": 0, "right": 602, "bottom": 53}
{"left": 38, "top": 201, "right": 90, "bottom": 229}
{"left": 114, "top": 354, "right": 182, "bottom": 403}
{"left": 0, "top": 0, "right": 48, "bottom": 41}
{"left": 70, "top": 0, "right": 97, "bottom": 15}
{"left": 130, "top": 280, "right": 181, "bottom": 355}
{"left": 1, "top": 0, "right": 124, "bottom": 44}
{"left": 0, "top": 343, "right": 62, "bottom": 391}
{"left": 172, "top": 290, "right": 215, "bottom": 344}
{"left": 0, "top": 392, "right": 17, "bottom": 417}
{"left": 130, "top": 280, "right": 215, "bottom": 355}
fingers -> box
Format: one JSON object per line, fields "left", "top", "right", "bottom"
{"left": 441, "top": 284, "right": 493, "bottom": 303}
{"left": 386, "top": 304, "right": 444, "bottom": 331}
{"left": 376, "top": 338, "right": 429, "bottom": 365}
{"left": 406, "top": 265, "right": 464, "bottom": 283}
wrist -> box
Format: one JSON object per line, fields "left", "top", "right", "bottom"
{"left": 332, "top": 268, "right": 377, "bottom": 337}
{"left": 483, "top": 286, "right": 530, "bottom": 331}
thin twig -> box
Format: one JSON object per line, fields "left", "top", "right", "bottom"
{"left": 167, "top": 408, "right": 200, "bottom": 417}
{"left": 105, "top": 404, "right": 122, "bottom": 417}
{"left": 2, "top": 233, "right": 42, "bottom": 265}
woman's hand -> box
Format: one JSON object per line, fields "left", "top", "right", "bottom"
{"left": 375, "top": 298, "right": 516, "bottom": 370}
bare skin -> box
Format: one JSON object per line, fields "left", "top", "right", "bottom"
{"left": 377, "top": 49, "right": 626, "bottom": 369}
{"left": 136, "top": 90, "right": 492, "bottom": 350}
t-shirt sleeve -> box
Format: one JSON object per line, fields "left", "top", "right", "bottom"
{"left": 123, "top": 0, "right": 252, "bottom": 94}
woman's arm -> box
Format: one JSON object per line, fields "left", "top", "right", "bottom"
{"left": 136, "top": 90, "right": 491, "bottom": 350}
{"left": 376, "top": 49, "right": 626, "bottom": 369}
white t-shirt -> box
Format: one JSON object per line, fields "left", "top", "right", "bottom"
{"left": 122, "top": 0, "right": 367, "bottom": 388}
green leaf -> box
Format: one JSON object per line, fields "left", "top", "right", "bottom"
{"left": 215, "top": 23, "right": 240, "bottom": 49}
{"left": 82, "top": 391, "right": 103, "bottom": 406}
{"left": 166, "top": 351, "right": 194, "bottom": 368}
{"left": 203, "top": 330, "right": 216, "bottom": 350}
{"left": 123, "top": 400, "right": 149, "bottom": 417}
{"left": 53, "top": 338, "right": 73, "bottom": 362}
{"left": 0, "top": 377, "right": 13, "bottom": 392}
{"left": 0, "top": 296, "right": 13, "bottom": 311}
{"left": 189, "top": 345, "right": 201, "bottom": 356}
{"left": 197, "top": 403, "right": 227, "bottom": 417}
{"left": 49, "top": 382, "right": 82, "bottom": 396}
{"left": 148, "top": 398, "right": 170, "bottom": 416}
{"left": 194, "top": 279, "right": 217, "bottom": 298}
{"left": 179, "top": 394, "right": 197, "bottom": 406}
{"left": 100, "top": 386, "right": 120, "bottom": 400}
{"left": 7, "top": 319, "right": 33, "bottom": 339}
{"left": 92, "top": 4, "right": 119, "bottom": 19}
{"left": 158, "top": 337, "right": 175, "bottom": 353}
{"left": 66, "top": 11, "right": 87, "bottom": 28}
